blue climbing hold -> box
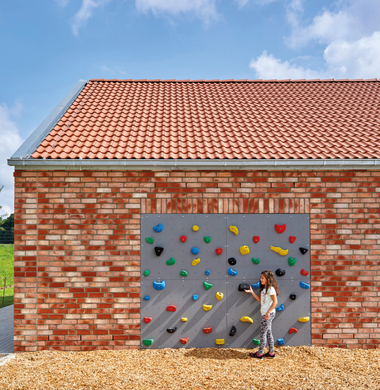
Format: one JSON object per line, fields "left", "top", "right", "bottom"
{"left": 153, "top": 280, "right": 166, "bottom": 290}
{"left": 251, "top": 281, "right": 260, "bottom": 289}
{"left": 143, "top": 295, "right": 150, "bottom": 301}
{"left": 300, "top": 281, "right": 310, "bottom": 289}
{"left": 192, "top": 294, "right": 199, "bottom": 301}
{"left": 276, "top": 304, "right": 284, "bottom": 312}
{"left": 153, "top": 223, "right": 163, "bottom": 233}
{"left": 205, "top": 270, "right": 210, "bottom": 276}
{"left": 191, "top": 247, "right": 199, "bottom": 255}
{"left": 228, "top": 267, "right": 237, "bottom": 276}
{"left": 277, "top": 338, "right": 285, "bottom": 345}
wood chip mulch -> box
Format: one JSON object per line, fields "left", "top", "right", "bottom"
{"left": 0, "top": 346, "right": 379, "bottom": 389}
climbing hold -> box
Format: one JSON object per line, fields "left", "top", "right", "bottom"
{"left": 251, "top": 281, "right": 260, "bottom": 289}
{"left": 205, "top": 269, "right": 210, "bottom": 276}
{"left": 228, "top": 267, "right": 237, "bottom": 276}
{"left": 191, "top": 247, "right": 200, "bottom": 255}
{"left": 215, "top": 339, "right": 225, "bottom": 345}
{"left": 229, "top": 225, "right": 239, "bottom": 235}
{"left": 144, "top": 317, "right": 152, "bottom": 323}
{"left": 288, "top": 256, "right": 297, "bottom": 266}
{"left": 277, "top": 338, "right": 285, "bottom": 345}
{"left": 298, "top": 317, "right": 310, "bottom": 323}
{"left": 180, "top": 338, "right": 189, "bottom": 344}
{"left": 153, "top": 223, "right": 163, "bottom": 233}
{"left": 301, "top": 269, "right": 309, "bottom": 276}
{"left": 143, "top": 339, "right": 154, "bottom": 346}
{"left": 192, "top": 258, "right": 200, "bottom": 266}
{"left": 299, "top": 247, "right": 308, "bottom": 255}
{"left": 143, "top": 270, "right": 150, "bottom": 277}
{"left": 215, "top": 248, "right": 223, "bottom": 256}
{"left": 181, "top": 318, "right": 188, "bottom": 322}
{"left": 180, "top": 270, "right": 189, "bottom": 277}
{"left": 300, "top": 281, "right": 310, "bottom": 289}
{"left": 238, "top": 283, "right": 250, "bottom": 291}
{"left": 276, "top": 304, "right": 284, "bottom": 312}
{"left": 143, "top": 295, "right": 150, "bottom": 301}
{"left": 252, "top": 257, "right": 260, "bottom": 265}
{"left": 216, "top": 292, "right": 224, "bottom": 301}
{"left": 203, "top": 304, "right": 213, "bottom": 311}
{"left": 153, "top": 280, "right": 166, "bottom": 290}
{"left": 154, "top": 246, "right": 164, "bottom": 257}
{"left": 192, "top": 225, "right": 199, "bottom": 232}
{"left": 252, "top": 236, "right": 260, "bottom": 244}
{"left": 229, "top": 326, "right": 237, "bottom": 336}
{"left": 180, "top": 235, "right": 187, "bottom": 243}
{"left": 192, "top": 294, "right": 199, "bottom": 301}
{"left": 289, "top": 236, "right": 296, "bottom": 244}
{"left": 252, "top": 339, "right": 260, "bottom": 346}
{"left": 270, "top": 246, "right": 288, "bottom": 256}
{"left": 203, "top": 327, "right": 213, "bottom": 333}
{"left": 166, "top": 257, "right": 175, "bottom": 266}
{"left": 228, "top": 257, "right": 237, "bottom": 266}
{"left": 276, "top": 268, "right": 286, "bottom": 277}
{"left": 275, "top": 224, "right": 286, "bottom": 234}
{"left": 240, "top": 316, "right": 253, "bottom": 324}
{"left": 145, "top": 237, "right": 154, "bottom": 244}
{"left": 167, "top": 327, "right": 177, "bottom": 333}
{"left": 204, "top": 236, "right": 211, "bottom": 243}
{"left": 166, "top": 305, "right": 177, "bottom": 312}
{"left": 204, "top": 281, "right": 213, "bottom": 290}
{"left": 240, "top": 245, "right": 250, "bottom": 255}
{"left": 289, "top": 327, "right": 298, "bottom": 334}
{"left": 289, "top": 293, "right": 297, "bottom": 300}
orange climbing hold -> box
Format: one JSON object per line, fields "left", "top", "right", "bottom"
{"left": 203, "top": 327, "right": 213, "bottom": 333}
{"left": 144, "top": 317, "right": 152, "bottom": 323}
{"left": 166, "top": 305, "right": 177, "bottom": 312}
{"left": 289, "top": 327, "right": 298, "bottom": 334}
{"left": 180, "top": 236, "right": 187, "bottom": 243}
{"left": 216, "top": 248, "right": 223, "bottom": 255}
{"left": 180, "top": 338, "right": 189, "bottom": 344}
{"left": 275, "top": 224, "right": 286, "bottom": 234}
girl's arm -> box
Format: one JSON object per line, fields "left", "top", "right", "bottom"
{"left": 244, "top": 286, "right": 260, "bottom": 303}
{"left": 264, "top": 294, "right": 278, "bottom": 319}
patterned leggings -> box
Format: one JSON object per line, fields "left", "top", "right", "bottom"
{"left": 258, "top": 311, "right": 275, "bottom": 355}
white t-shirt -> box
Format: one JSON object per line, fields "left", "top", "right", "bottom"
{"left": 260, "top": 286, "right": 276, "bottom": 316}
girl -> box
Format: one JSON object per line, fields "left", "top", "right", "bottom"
{"left": 245, "top": 270, "right": 279, "bottom": 359}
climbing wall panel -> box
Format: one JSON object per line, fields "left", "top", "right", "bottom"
{"left": 141, "top": 214, "right": 311, "bottom": 349}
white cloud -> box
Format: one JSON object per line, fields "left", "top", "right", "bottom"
{"left": 72, "top": 0, "right": 109, "bottom": 36}
{"left": 54, "top": 0, "right": 70, "bottom": 6}
{"left": 0, "top": 103, "right": 24, "bottom": 215}
{"left": 235, "top": 0, "right": 279, "bottom": 6}
{"left": 100, "top": 65, "right": 128, "bottom": 76}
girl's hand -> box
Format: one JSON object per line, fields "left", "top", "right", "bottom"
{"left": 264, "top": 313, "right": 269, "bottom": 320}
{"left": 244, "top": 286, "right": 253, "bottom": 294}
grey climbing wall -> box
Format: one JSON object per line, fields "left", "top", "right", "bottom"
{"left": 141, "top": 214, "right": 311, "bottom": 349}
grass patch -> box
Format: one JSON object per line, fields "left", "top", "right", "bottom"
{"left": 0, "top": 244, "right": 14, "bottom": 308}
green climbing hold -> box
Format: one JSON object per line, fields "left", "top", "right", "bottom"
{"left": 166, "top": 257, "right": 175, "bottom": 266}
{"left": 288, "top": 256, "right": 297, "bottom": 266}
{"left": 143, "top": 270, "right": 150, "bottom": 277}
{"left": 143, "top": 339, "right": 154, "bottom": 346}
{"left": 253, "top": 339, "right": 260, "bottom": 345}
{"left": 252, "top": 257, "right": 260, "bottom": 265}
{"left": 204, "top": 281, "right": 213, "bottom": 290}
{"left": 145, "top": 237, "right": 154, "bottom": 244}
{"left": 204, "top": 236, "right": 211, "bottom": 244}
{"left": 180, "top": 270, "right": 189, "bottom": 277}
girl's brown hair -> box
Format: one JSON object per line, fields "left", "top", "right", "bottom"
{"left": 260, "top": 270, "right": 280, "bottom": 296}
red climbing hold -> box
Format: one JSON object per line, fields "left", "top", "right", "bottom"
{"left": 180, "top": 338, "right": 189, "bottom": 344}
{"left": 144, "top": 317, "right": 152, "bottom": 323}
{"left": 300, "top": 269, "right": 309, "bottom": 276}
{"left": 216, "top": 248, "right": 223, "bottom": 256}
{"left": 252, "top": 236, "right": 260, "bottom": 244}
{"left": 180, "top": 236, "right": 187, "bottom": 243}
{"left": 203, "top": 327, "right": 213, "bottom": 333}
{"left": 289, "top": 236, "right": 296, "bottom": 243}
{"left": 166, "top": 305, "right": 177, "bottom": 312}
{"left": 289, "top": 327, "right": 298, "bottom": 334}
{"left": 275, "top": 224, "right": 286, "bottom": 234}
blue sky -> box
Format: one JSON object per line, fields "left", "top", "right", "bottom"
{"left": 1, "top": 0, "right": 380, "bottom": 214}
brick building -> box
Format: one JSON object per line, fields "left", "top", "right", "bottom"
{"left": 8, "top": 79, "right": 380, "bottom": 352}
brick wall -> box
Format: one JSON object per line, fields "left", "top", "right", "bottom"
{"left": 13, "top": 169, "right": 380, "bottom": 352}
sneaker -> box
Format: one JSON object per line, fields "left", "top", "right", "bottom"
{"left": 263, "top": 352, "right": 275, "bottom": 358}
{"left": 249, "top": 352, "right": 263, "bottom": 359}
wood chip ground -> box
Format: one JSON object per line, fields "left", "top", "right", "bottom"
{"left": 0, "top": 346, "right": 379, "bottom": 389}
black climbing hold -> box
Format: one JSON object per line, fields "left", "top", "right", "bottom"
{"left": 155, "top": 246, "right": 164, "bottom": 256}
{"left": 290, "top": 293, "right": 297, "bottom": 300}
{"left": 228, "top": 257, "right": 237, "bottom": 266}
{"left": 276, "top": 268, "right": 286, "bottom": 277}
{"left": 238, "top": 283, "right": 250, "bottom": 291}
{"left": 299, "top": 247, "right": 308, "bottom": 255}
{"left": 167, "top": 327, "right": 177, "bottom": 333}
{"left": 229, "top": 326, "right": 237, "bottom": 337}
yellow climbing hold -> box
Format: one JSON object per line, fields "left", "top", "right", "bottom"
{"left": 240, "top": 316, "right": 253, "bottom": 324}
{"left": 215, "top": 339, "right": 225, "bottom": 345}
{"left": 240, "top": 245, "right": 250, "bottom": 255}
{"left": 216, "top": 292, "right": 224, "bottom": 301}
{"left": 203, "top": 304, "right": 213, "bottom": 311}
{"left": 298, "top": 317, "right": 310, "bottom": 323}
{"left": 181, "top": 317, "right": 188, "bottom": 322}
{"left": 192, "top": 225, "right": 199, "bottom": 232}
{"left": 270, "top": 246, "right": 289, "bottom": 256}
{"left": 192, "top": 258, "right": 200, "bottom": 266}
{"left": 229, "top": 226, "right": 239, "bottom": 236}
